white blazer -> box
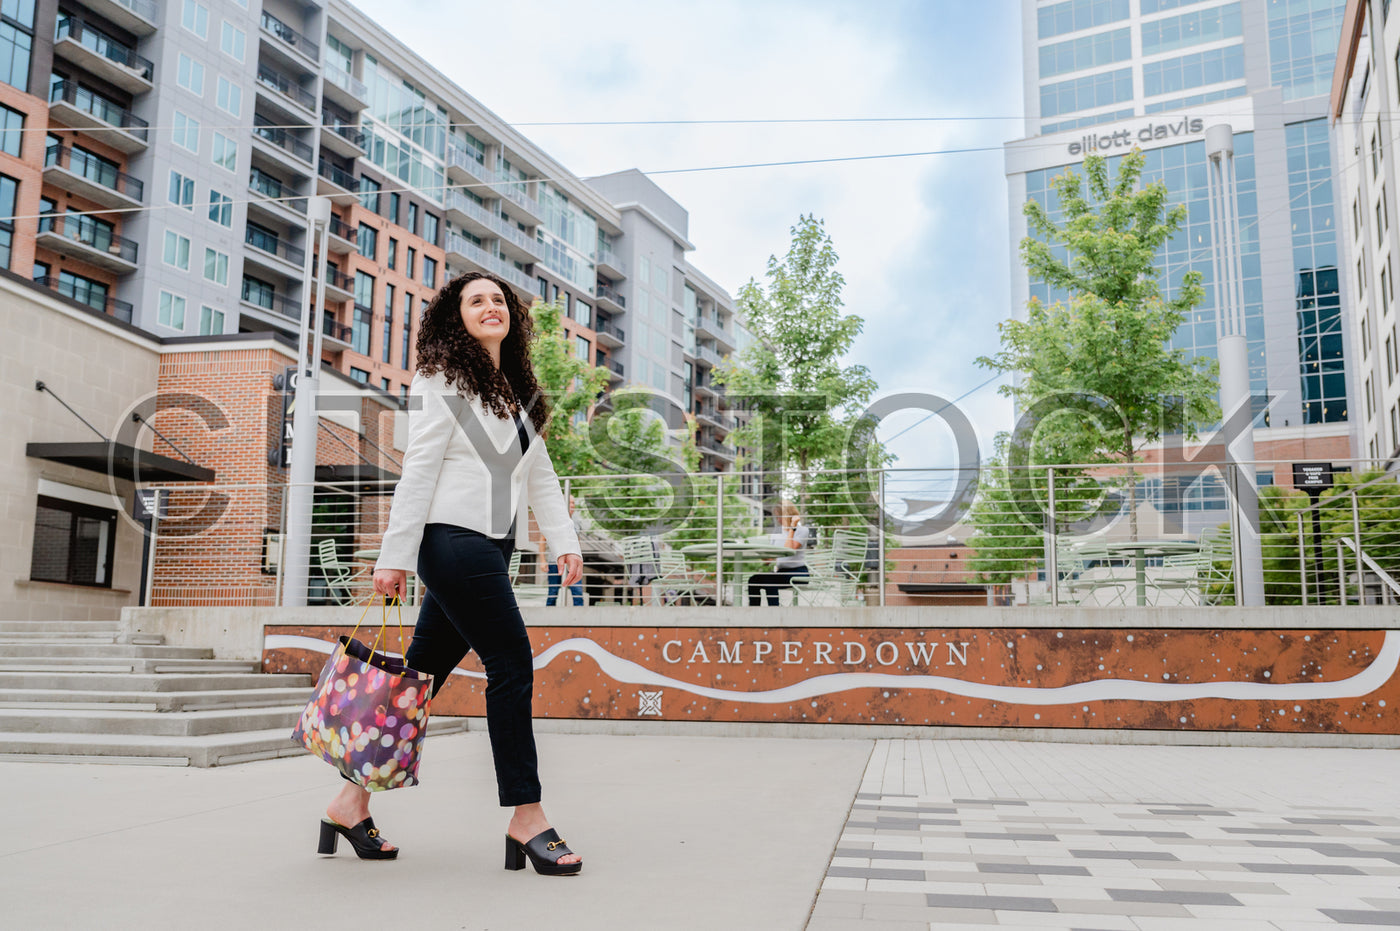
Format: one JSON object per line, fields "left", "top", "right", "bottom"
{"left": 373, "top": 369, "right": 581, "bottom": 574}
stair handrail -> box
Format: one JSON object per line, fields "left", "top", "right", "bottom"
{"left": 1338, "top": 536, "right": 1400, "bottom": 600}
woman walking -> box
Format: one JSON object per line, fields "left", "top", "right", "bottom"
{"left": 321, "top": 271, "right": 584, "bottom": 875}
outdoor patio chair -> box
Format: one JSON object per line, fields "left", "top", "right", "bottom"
{"left": 793, "top": 549, "right": 862, "bottom": 606}
{"left": 1061, "top": 542, "right": 1134, "bottom": 606}
{"left": 620, "top": 535, "right": 660, "bottom": 605}
{"left": 316, "top": 538, "right": 364, "bottom": 606}
{"left": 650, "top": 550, "right": 709, "bottom": 605}
{"left": 507, "top": 550, "right": 552, "bottom": 604}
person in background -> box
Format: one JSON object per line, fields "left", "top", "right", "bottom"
{"left": 746, "top": 506, "right": 810, "bottom": 606}
{"left": 545, "top": 497, "right": 585, "bottom": 606}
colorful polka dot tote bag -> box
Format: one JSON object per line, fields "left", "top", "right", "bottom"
{"left": 291, "top": 594, "right": 434, "bottom": 791}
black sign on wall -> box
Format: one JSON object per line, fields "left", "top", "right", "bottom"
{"left": 268, "top": 366, "right": 296, "bottom": 469}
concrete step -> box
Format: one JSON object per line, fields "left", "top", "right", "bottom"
{"left": 0, "top": 717, "right": 469, "bottom": 767}
{"left": 0, "top": 672, "right": 312, "bottom": 692}
{"left": 0, "top": 633, "right": 158, "bottom": 644}
{"left": 0, "top": 687, "right": 314, "bottom": 712}
{"left": 0, "top": 658, "right": 259, "bottom": 675}
{"left": 0, "top": 622, "right": 123, "bottom": 634}
{"left": 0, "top": 643, "right": 211, "bottom": 659}
{"left": 0, "top": 706, "right": 305, "bottom": 737}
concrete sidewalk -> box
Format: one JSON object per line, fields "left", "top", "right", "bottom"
{"left": 3, "top": 732, "right": 1399, "bottom": 930}
{"left": 0, "top": 731, "right": 871, "bottom": 930}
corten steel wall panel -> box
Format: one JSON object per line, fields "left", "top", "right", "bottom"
{"left": 264, "top": 625, "right": 1400, "bottom": 735}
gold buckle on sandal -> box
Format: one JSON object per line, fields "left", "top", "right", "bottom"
{"left": 546, "top": 839, "right": 565, "bottom": 851}
{"left": 368, "top": 828, "right": 379, "bottom": 838}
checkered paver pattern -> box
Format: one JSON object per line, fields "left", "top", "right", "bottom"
{"left": 810, "top": 740, "right": 1400, "bottom": 930}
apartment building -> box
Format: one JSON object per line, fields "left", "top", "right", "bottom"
{"left": 1331, "top": 0, "right": 1400, "bottom": 466}
{"left": 1005, "top": 0, "right": 1357, "bottom": 495}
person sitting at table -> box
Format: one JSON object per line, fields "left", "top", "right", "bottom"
{"left": 747, "top": 509, "right": 810, "bottom": 606}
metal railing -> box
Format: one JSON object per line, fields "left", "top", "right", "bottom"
{"left": 321, "top": 110, "right": 365, "bottom": 149}
{"left": 596, "top": 284, "right": 626, "bottom": 308}
{"left": 129, "top": 460, "right": 1398, "bottom": 608}
{"left": 34, "top": 274, "right": 133, "bottom": 322}
{"left": 446, "top": 144, "right": 491, "bottom": 184}
{"left": 256, "top": 65, "right": 316, "bottom": 111}
{"left": 43, "top": 142, "right": 144, "bottom": 200}
{"left": 244, "top": 227, "right": 304, "bottom": 265}
{"left": 444, "top": 232, "right": 533, "bottom": 291}
{"left": 55, "top": 14, "right": 155, "bottom": 81}
{"left": 253, "top": 114, "right": 314, "bottom": 163}
{"left": 259, "top": 10, "right": 319, "bottom": 60}
{"left": 240, "top": 286, "right": 302, "bottom": 319}
{"left": 594, "top": 317, "right": 625, "bottom": 342}
{"left": 38, "top": 213, "right": 139, "bottom": 263}
{"left": 444, "top": 188, "right": 536, "bottom": 253}
{"left": 317, "top": 158, "right": 358, "bottom": 191}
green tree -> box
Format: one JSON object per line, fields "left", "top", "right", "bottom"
{"left": 528, "top": 300, "right": 609, "bottom": 478}
{"left": 976, "top": 149, "right": 1221, "bottom": 541}
{"left": 713, "top": 214, "right": 881, "bottom": 528}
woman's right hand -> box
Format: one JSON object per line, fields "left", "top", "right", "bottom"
{"left": 373, "top": 568, "right": 408, "bottom": 599}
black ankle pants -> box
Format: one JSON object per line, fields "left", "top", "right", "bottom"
{"left": 404, "top": 522, "right": 541, "bottom": 807}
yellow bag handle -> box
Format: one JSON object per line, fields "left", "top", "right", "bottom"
{"left": 346, "top": 591, "right": 404, "bottom": 659}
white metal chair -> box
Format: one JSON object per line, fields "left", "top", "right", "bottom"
{"left": 316, "top": 538, "right": 364, "bottom": 606}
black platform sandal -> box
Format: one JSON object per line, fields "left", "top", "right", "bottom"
{"left": 504, "top": 828, "right": 582, "bottom": 875}
{"left": 318, "top": 817, "right": 399, "bottom": 860}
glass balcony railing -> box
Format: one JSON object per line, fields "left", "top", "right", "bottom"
{"left": 256, "top": 65, "right": 316, "bottom": 111}
{"left": 327, "top": 214, "right": 354, "bottom": 241}
{"left": 35, "top": 274, "right": 134, "bottom": 321}
{"left": 608, "top": 359, "right": 625, "bottom": 377}
{"left": 54, "top": 14, "right": 154, "bottom": 82}
{"left": 447, "top": 143, "right": 490, "bottom": 182}
{"left": 38, "top": 213, "right": 139, "bottom": 263}
{"left": 259, "top": 11, "right": 319, "bottom": 60}
{"left": 595, "top": 318, "right": 626, "bottom": 343}
{"left": 323, "top": 65, "right": 367, "bottom": 101}
{"left": 320, "top": 111, "right": 365, "bottom": 149}
{"left": 444, "top": 188, "right": 536, "bottom": 253}
{"left": 444, "top": 232, "right": 533, "bottom": 291}
{"left": 249, "top": 167, "right": 286, "bottom": 199}
{"left": 48, "top": 80, "right": 148, "bottom": 140}
{"left": 109, "top": 0, "right": 159, "bottom": 24}
{"left": 44, "top": 142, "right": 144, "bottom": 200}
{"left": 252, "top": 114, "right": 313, "bottom": 163}
{"left": 244, "top": 227, "right": 305, "bottom": 265}
{"left": 317, "top": 158, "right": 358, "bottom": 191}
{"left": 596, "top": 284, "right": 626, "bottom": 309}
{"left": 315, "top": 265, "right": 353, "bottom": 292}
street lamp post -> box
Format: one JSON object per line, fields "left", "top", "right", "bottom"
{"left": 281, "top": 195, "right": 333, "bottom": 607}
{"left": 1205, "top": 124, "right": 1264, "bottom": 606}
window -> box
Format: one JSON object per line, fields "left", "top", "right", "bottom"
{"left": 576, "top": 336, "right": 590, "bottom": 361}
{"left": 352, "top": 304, "right": 371, "bottom": 355}
{"left": 1364, "top": 307, "right": 1374, "bottom": 357}
{"left": 1387, "top": 333, "right": 1396, "bottom": 384}
{"left": 1040, "top": 27, "right": 1132, "bottom": 78}
{"left": 422, "top": 256, "right": 437, "bottom": 288}
{"left": 199, "top": 305, "right": 223, "bottom": 335}
{"left": 383, "top": 284, "right": 394, "bottom": 363}
{"left": 639, "top": 256, "right": 649, "bottom": 284}
{"left": 216, "top": 76, "right": 241, "bottom": 117}
{"left": 405, "top": 246, "right": 416, "bottom": 278}
{"left": 357, "top": 222, "right": 377, "bottom": 260}
{"left": 354, "top": 269, "right": 374, "bottom": 308}
{"left": 169, "top": 170, "right": 195, "bottom": 209}
{"left": 176, "top": 53, "right": 204, "bottom": 95}
{"left": 387, "top": 191, "right": 400, "bottom": 224}
{"left": 241, "top": 275, "right": 273, "bottom": 308}
{"left": 349, "top": 366, "right": 369, "bottom": 384}
{"left": 219, "top": 22, "right": 245, "bottom": 61}
{"left": 158, "top": 290, "right": 187, "bottom": 329}
{"left": 422, "top": 213, "right": 439, "bottom": 244}
{"left": 1140, "top": 4, "right": 1242, "bottom": 57}
{"left": 30, "top": 494, "right": 117, "bottom": 588}
{"left": 407, "top": 202, "right": 418, "bottom": 234}
{"left": 172, "top": 110, "right": 200, "bottom": 153}
{"left": 387, "top": 237, "right": 398, "bottom": 270}
{"left": 575, "top": 299, "right": 591, "bottom": 328}
{"left": 1373, "top": 132, "right": 1382, "bottom": 179}
{"left": 1038, "top": 0, "right": 1130, "bottom": 38}
{"left": 203, "top": 248, "right": 228, "bottom": 286}
{"left": 1366, "top": 376, "right": 1375, "bottom": 420}
{"left": 163, "top": 230, "right": 191, "bottom": 270}
{"left": 1141, "top": 47, "right": 1245, "bottom": 98}
{"left": 1354, "top": 196, "right": 1362, "bottom": 240}
{"left": 181, "top": 0, "right": 208, "bottom": 38}
{"left": 208, "top": 190, "right": 232, "bottom": 227}
{"left": 401, "top": 291, "right": 413, "bottom": 367}
{"left": 56, "top": 269, "right": 107, "bottom": 310}
{"left": 0, "top": 102, "right": 22, "bottom": 157}
{"left": 211, "top": 132, "right": 236, "bottom": 171}
{"left": 0, "top": 19, "right": 32, "bottom": 92}
{"left": 358, "top": 175, "right": 380, "bottom": 212}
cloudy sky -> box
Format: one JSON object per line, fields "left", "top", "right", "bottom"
{"left": 354, "top": 0, "right": 1025, "bottom": 490}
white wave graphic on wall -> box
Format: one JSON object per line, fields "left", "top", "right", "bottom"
{"left": 263, "top": 630, "right": 1400, "bottom": 706}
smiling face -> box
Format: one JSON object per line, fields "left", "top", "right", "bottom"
{"left": 459, "top": 278, "right": 511, "bottom": 347}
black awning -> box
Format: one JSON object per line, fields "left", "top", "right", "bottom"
{"left": 26, "top": 441, "right": 215, "bottom": 483}
{"left": 897, "top": 583, "right": 990, "bottom": 595}
{"left": 314, "top": 463, "right": 401, "bottom": 494}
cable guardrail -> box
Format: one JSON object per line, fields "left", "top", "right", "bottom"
{"left": 129, "top": 460, "right": 1397, "bottom": 609}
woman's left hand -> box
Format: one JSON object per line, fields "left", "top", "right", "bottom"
{"left": 558, "top": 553, "right": 583, "bottom": 587}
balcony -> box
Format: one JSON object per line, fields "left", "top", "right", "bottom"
{"left": 696, "top": 344, "right": 725, "bottom": 368}
{"left": 53, "top": 15, "right": 154, "bottom": 93}
{"left": 607, "top": 359, "right": 624, "bottom": 382}
{"left": 446, "top": 143, "right": 492, "bottom": 189}
{"left": 255, "top": 65, "right": 316, "bottom": 117}
{"left": 595, "top": 283, "right": 626, "bottom": 313}
{"left": 696, "top": 404, "right": 736, "bottom": 433}
{"left": 695, "top": 313, "right": 735, "bottom": 350}
{"left": 251, "top": 114, "right": 314, "bottom": 168}
{"left": 80, "top": 0, "right": 157, "bottom": 36}
{"left": 493, "top": 173, "right": 544, "bottom": 223}
{"left": 444, "top": 232, "right": 535, "bottom": 295}
{"left": 594, "top": 317, "right": 625, "bottom": 348}
{"left": 244, "top": 227, "right": 305, "bottom": 275}
{"left": 322, "top": 64, "right": 367, "bottom": 111}
{"left": 248, "top": 167, "right": 307, "bottom": 224}
{"left": 34, "top": 274, "right": 134, "bottom": 322}
{"left": 317, "top": 158, "right": 359, "bottom": 204}
{"left": 694, "top": 374, "right": 719, "bottom": 398}
{"left": 47, "top": 80, "right": 148, "bottom": 153}
{"left": 325, "top": 214, "right": 355, "bottom": 254}
{"left": 323, "top": 313, "right": 352, "bottom": 349}
{"left": 36, "top": 214, "right": 139, "bottom": 272}
{"left": 259, "top": 10, "right": 319, "bottom": 68}
{"left": 594, "top": 246, "right": 626, "bottom": 279}
{"left": 443, "top": 188, "right": 541, "bottom": 263}
{"left": 43, "top": 143, "right": 143, "bottom": 208}
{"left": 320, "top": 110, "right": 366, "bottom": 158}
{"left": 314, "top": 265, "right": 355, "bottom": 302}
{"left": 241, "top": 286, "right": 303, "bottom": 322}
{"left": 699, "top": 439, "right": 737, "bottom": 460}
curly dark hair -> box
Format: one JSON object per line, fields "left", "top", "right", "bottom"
{"left": 414, "top": 271, "right": 549, "bottom": 434}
